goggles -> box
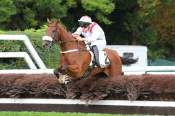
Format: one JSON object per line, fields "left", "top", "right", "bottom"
{"left": 79, "top": 21, "right": 90, "bottom": 28}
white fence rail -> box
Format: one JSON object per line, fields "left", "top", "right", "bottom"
{"left": 1, "top": 98, "right": 175, "bottom": 107}
{"left": 124, "top": 66, "right": 175, "bottom": 72}
{"left": 0, "top": 52, "right": 37, "bottom": 69}
{"left": 0, "top": 35, "right": 46, "bottom": 69}
{"left": 0, "top": 69, "right": 54, "bottom": 74}
{"left": 0, "top": 66, "right": 175, "bottom": 74}
{"left": 123, "top": 66, "right": 175, "bottom": 75}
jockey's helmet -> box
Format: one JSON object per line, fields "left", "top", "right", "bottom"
{"left": 78, "top": 16, "right": 92, "bottom": 28}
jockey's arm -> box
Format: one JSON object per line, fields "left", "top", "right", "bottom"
{"left": 72, "top": 27, "right": 82, "bottom": 36}
{"left": 72, "top": 27, "right": 84, "bottom": 41}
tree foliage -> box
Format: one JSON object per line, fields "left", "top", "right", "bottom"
{"left": 1, "top": 0, "right": 69, "bottom": 30}
{"left": 151, "top": 0, "right": 175, "bottom": 58}
{"left": 0, "top": 0, "right": 116, "bottom": 30}
{"left": 81, "top": 0, "right": 115, "bottom": 24}
{"left": 0, "top": 0, "right": 16, "bottom": 24}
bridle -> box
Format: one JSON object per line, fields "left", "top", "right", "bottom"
{"left": 47, "top": 25, "right": 59, "bottom": 43}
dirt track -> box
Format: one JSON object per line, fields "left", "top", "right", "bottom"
{"left": 0, "top": 73, "right": 175, "bottom": 101}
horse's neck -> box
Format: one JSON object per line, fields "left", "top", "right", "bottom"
{"left": 57, "top": 24, "right": 73, "bottom": 42}
{"left": 57, "top": 23, "right": 87, "bottom": 50}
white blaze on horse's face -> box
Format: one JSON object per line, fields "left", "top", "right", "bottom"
{"left": 42, "top": 36, "right": 53, "bottom": 49}
{"left": 42, "top": 20, "right": 58, "bottom": 49}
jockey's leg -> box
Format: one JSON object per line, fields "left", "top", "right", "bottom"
{"left": 91, "top": 45, "right": 100, "bottom": 67}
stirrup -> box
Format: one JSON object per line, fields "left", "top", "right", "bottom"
{"left": 96, "top": 62, "right": 101, "bottom": 67}
{"left": 92, "top": 60, "right": 100, "bottom": 67}
{"left": 92, "top": 60, "right": 96, "bottom": 67}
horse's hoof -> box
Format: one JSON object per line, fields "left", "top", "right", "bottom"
{"left": 58, "top": 74, "right": 71, "bottom": 84}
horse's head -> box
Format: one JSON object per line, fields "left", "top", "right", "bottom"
{"left": 42, "top": 19, "right": 60, "bottom": 49}
{"left": 42, "top": 18, "right": 87, "bottom": 51}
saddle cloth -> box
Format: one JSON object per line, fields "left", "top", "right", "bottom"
{"left": 89, "top": 50, "right": 110, "bottom": 68}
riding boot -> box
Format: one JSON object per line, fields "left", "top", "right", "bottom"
{"left": 92, "top": 45, "right": 100, "bottom": 67}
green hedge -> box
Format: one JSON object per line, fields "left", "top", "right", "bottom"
{"left": 0, "top": 26, "right": 59, "bottom": 69}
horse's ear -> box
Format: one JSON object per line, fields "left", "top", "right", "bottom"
{"left": 47, "top": 18, "right": 51, "bottom": 23}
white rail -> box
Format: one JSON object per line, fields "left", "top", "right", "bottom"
{"left": 0, "top": 52, "right": 37, "bottom": 69}
{"left": 123, "top": 66, "right": 175, "bottom": 75}
{"left": 0, "top": 66, "right": 175, "bottom": 75}
{"left": 0, "top": 69, "right": 53, "bottom": 74}
{"left": 124, "top": 66, "right": 175, "bottom": 72}
{"left": 1, "top": 98, "right": 175, "bottom": 108}
{"left": 0, "top": 35, "right": 47, "bottom": 69}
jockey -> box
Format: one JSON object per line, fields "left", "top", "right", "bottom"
{"left": 72, "top": 15, "right": 107, "bottom": 67}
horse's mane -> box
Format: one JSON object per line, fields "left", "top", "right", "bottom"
{"left": 55, "top": 20, "right": 86, "bottom": 49}
{"left": 56, "top": 20, "right": 74, "bottom": 41}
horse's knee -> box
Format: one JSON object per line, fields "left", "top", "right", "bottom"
{"left": 54, "top": 68, "right": 60, "bottom": 77}
{"left": 54, "top": 66, "right": 67, "bottom": 77}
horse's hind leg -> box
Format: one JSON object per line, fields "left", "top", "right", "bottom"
{"left": 104, "top": 48, "right": 123, "bottom": 78}
{"left": 87, "top": 63, "right": 122, "bottom": 80}
{"left": 104, "top": 61, "right": 122, "bottom": 79}
{"left": 87, "top": 68, "right": 104, "bottom": 80}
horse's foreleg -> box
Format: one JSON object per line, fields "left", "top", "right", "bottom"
{"left": 54, "top": 64, "right": 68, "bottom": 77}
{"left": 54, "top": 55, "right": 68, "bottom": 77}
{"left": 104, "top": 64, "right": 122, "bottom": 79}
{"left": 67, "top": 64, "right": 84, "bottom": 79}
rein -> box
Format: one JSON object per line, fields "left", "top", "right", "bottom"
{"left": 58, "top": 37, "right": 82, "bottom": 54}
{"left": 60, "top": 49, "right": 79, "bottom": 54}
{"left": 60, "top": 40, "right": 88, "bottom": 54}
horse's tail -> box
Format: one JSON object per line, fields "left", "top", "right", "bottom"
{"left": 120, "top": 57, "right": 138, "bottom": 65}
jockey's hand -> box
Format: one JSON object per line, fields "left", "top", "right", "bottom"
{"left": 74, "top": 35, "right": 84, "bottom": 41}
{"left": 72, "top": 34, "right": 85, "bottom": 41}
{"left": 77, "top": 37, "right": 85, "bottom": 41}
{"left": 72, "top": 34, "right": 79, "bottom": 38}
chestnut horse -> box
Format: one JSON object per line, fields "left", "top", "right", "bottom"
{"left": 43, "top": 20, "right": 137, "bottom": 83}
